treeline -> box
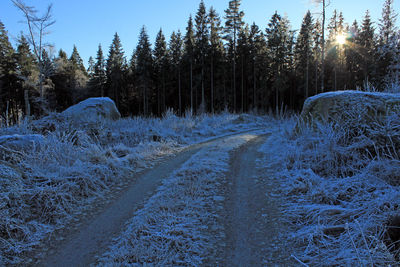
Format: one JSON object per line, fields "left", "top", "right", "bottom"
{"left": 1, "top": 0, "right": 399, "bottom": 123}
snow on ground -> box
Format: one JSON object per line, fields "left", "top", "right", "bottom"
{"left": 0, "top": 111, "right": 268, "bottom": 265}
{"left": 96, "top": 133, "right": 258, "bottom": 266}
{"left": 258, "top": 116, "right": 400, "bottom": 266}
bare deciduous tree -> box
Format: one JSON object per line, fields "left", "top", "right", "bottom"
{"left": 12, "top": 0, "right": 55, "bottom": 113}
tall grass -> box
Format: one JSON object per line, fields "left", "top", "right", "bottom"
{"left": 260, "top": 104, "right": 400, "bottom": 265}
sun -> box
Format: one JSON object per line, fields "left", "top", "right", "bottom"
{"left": 336, "top": 33, "right": 347, "bottom": 45}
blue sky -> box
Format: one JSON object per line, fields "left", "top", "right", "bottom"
{"left": 1, "top": 0, "right": 396, "bottom": 66}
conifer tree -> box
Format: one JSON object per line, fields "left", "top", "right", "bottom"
{"left": 0, "top": 21, "right": 21, "bottom": 124}
{"left": 208, "top": 7, "right": 224, "bottom": 113}
{"left": 295, "top": 11, "right": 314, "bottom": 99}
{"left": 266, "top": 12, "right": 293, "bottom": 112}
{"left": 70, "top": 45, "right": 87, "bottom": 75}
{"left": 135, "top": 26, "right": 153, "bottom": 116}
{"left": 184, "top": 15, "right": 195, "bottom": 111}
{"left": 15, "top": 35, "right": 37, "bottom": 117}
{"left": 153, "top": 29, "right": 168, "bottom": 115}
{"left": 358, "top": 10, "right": 376, "bottom": 82}
{"left": 224, "top": 0, "right": 245, "bottom": 112}
{"left": 87, "top": 56, "right": 95, "bottom": 78}
{"left": 248, "top": 22, "right": 266, "bottom": 110}
{"left": 378, "top": 0, "right": 398, "bottom": 85}
{"left": 237, "top": 25, "right": 250, "bottom": 112}
{"left": 194, "top": 0, "right": 209, "bottom": 112}
{"left": 91, "top": 44, "right": 106, "bottom": 97}
{"left": 106, "top": 33, "right": 126, "bottom": 108}
{"left": 169, "top": 31, "right": 183, "bottom": 114}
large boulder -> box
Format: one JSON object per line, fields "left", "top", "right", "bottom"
{"left": 61, "top": 97, "right": 121, "bottom": 123}
{"left": 300, "top": 90, "right": 400, "bottom": 125}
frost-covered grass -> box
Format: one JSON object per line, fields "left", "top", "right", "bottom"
{"left": 96, "top": 134, "right": 255, "bottom": 266}
{"left": 259, "top": 111, "right": 400, "bottom": 265}
{"left": 0, "top": 111, "right": 266, "bottom": 265}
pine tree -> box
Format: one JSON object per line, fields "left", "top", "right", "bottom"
{"left": 106, "top": 33, "right": 126, "bottom": 109}
{"left": 153, "top": 29, "right": 168, "bottom": 115}
{"left": 295, "top": 11, "right": 314, "bottom": 99}
{"left": 135, "top": 26, "right": 153, "bottom": 116}
{"left": 224, "top": 0, "right": 245, "bottom": 112}
{"left": 169, "top": 31, "right": 183, "bottom": 114}
{"left": 184, "top": 15, "right": 195, "bottom": 112}
{"left": 194, "top": 0, "right": 209, "bottom": 113}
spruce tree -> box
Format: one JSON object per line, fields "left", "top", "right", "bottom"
{"left": 248, "top": 22, "right": 266, "bottom": 110}
{"left": 358, "top": 10, "right": 376, "bottom": 82}
{"left": 87, "top": 56, "right": 95, "bottom": 78}
{"left": 70, "top": 45, "right": 87, "bottom": 75}
{"left": 92, "top": 44, "right": 106, "bottom": 97}
{"left": 295, "top": 11, "right": 314, "bottom": 99}
{"left": 194, "top": 0, "right": 209, "bottom": 112}
{"left": 237, "top": 25, "right": 250, "bottom": 112}
{"left": 169, "top": 31, "right": 183, "bottom": 114}
{"left": 153, "top": 28, "right": 168, "bottom": 115}
{"left": 378, "top": 0, "right": 398, "bottom": 85}
{"left": 266, "top": 12, "right": 293, "bottom": 112}
{"left": 224, "top": 0, "right": 245, "bottom": 112}
{"left": 135, "top": 26, "right": 153, "bottom": 116}
{"left": 106, "top": 33, "right": 126, "bottom": 109}
{"left": 184, "top": 15, "right": 195, "bottom": 111}
{"left": 208, "top": 7, "right": 224, "bottom": 113}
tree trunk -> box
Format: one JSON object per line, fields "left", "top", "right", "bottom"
{"left": 24, "top": 89, "right": 30, "bottom": 118}
{"left": 253, "top": 60, "right": 256, "bottom": 110}
{"left": 210, "top": 57, "right": 214, "bottom": 114}
{"left": 321, "top": 0, "right": 326, "bottom": 93}
{"left": 190, "top": 60, "right": 193, "bottom": 113}
{"left": 241, "top": 57, "right": 244, "bottom": 113}
{"left": 306, "top": 56, "right": 309, "bottom": 98}
{"left": 178, "top": 67, "right": 182, "bottom": 115}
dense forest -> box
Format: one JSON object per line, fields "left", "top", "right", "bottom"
{"left": 0, "top": 0, "right": 399, "bottom": 124}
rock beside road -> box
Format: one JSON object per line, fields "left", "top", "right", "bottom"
{"left": 62, "top": 97, "right": 121, "bottom": 123}
{"left": 300, "top": 90, "right": 400, "bottom": 125}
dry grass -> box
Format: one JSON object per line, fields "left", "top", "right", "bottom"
{"left": 259, "top": 108, "right": 400, "bottom": 266}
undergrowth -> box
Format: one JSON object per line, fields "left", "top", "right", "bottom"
{"left": 260, "top": 106, "right": 400, "bottom": 266}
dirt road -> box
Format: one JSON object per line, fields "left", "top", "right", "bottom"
{"left": 37, "top": 130, "right": 262, "bottom": 266}
{"left": 37, "top": 129, "right": 294, "bottom": 266}
{"left": 223, "top": 135, "right": 295, "bottom": 266}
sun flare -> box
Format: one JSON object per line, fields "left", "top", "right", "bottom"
{"left": 336, "top": 33, "right": 347, "bottom": 45}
